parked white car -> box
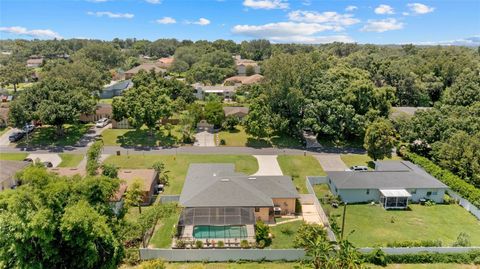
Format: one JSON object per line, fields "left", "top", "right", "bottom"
{"left": 350, "top": 165, "right": 368, "bottom": 171}
{"left": 95, "top": 118, "right": 110, "bottom": 128}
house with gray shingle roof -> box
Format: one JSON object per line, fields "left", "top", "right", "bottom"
{"left": 326, "top": 160, "right": 448, "bottom": 209}
{"left": 176, "top": 163, "right": 299, "bottom": 243}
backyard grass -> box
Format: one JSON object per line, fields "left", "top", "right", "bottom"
{"left": 218, "top": 125, "right": 303, "bottom": 148}
{"left": 14, "top": 124, "right": 91, "bottom": 147}
{"left": 341, "top": 153, "right": 402, "bottom": 169}
{"left": 313, "top": 184, "right": 331, "bottom": 199}
{"left": 104, "top": 154, "right": 258, "bottom": 194}
{"left": 277, "top": 155, "right": 326, "bottom": 194}
{"left": 269, "top": 220, "right": 304, "bottom": 249}
{"left": 101, "top": 126, "right": 183, "bottom": 147}
{"left": 149, "top": 209, "right": 181, "bottom": 248}
{"left": 329, "top": 204, "right": 480, "bottom": 247}
{"left": 58, "top": 154, "right": 84, "bottom": 167}
{"left": 0, "top": 152, "right": 28, "bottom": 161}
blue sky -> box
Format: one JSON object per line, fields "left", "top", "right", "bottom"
{"left": 0, "top": 0, "right": 479, "bottom": 45}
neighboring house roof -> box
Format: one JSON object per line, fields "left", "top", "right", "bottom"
{"left": 118, "top": 169, "right": 157, "bottom": 192}
{"left": 111, "top": 183, "right": 127, "bottom": 202}
{"left": 26, "top": 58, "right": 44, "bottom": 65}
{"left": 49, "top": 167, "right": 86, "bottom": 177}
{"left": 179, "top": 164, "right": 299, "bottom": 208}
{"left": 0, "top": 160, "right": 29, "bottom": 187}
{"left": 327, "top": 161, "right": 448, "bottom": 190}
{"left": 224, "top": 74, "right": 264, "bottom": 85}
{"left": 125, "top": 63, "right": 166, "bottom": 75}
{"left": 235, "top": 59, "right": 258, "bottom": 67}
{"left": 157, "top": 57, "right": 174, "bottom": 68}
{"left": 223, "top": 106, "right": 249, "bottom": 117}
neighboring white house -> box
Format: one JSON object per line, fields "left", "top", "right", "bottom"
{"left": 326, "top": 160, "right": 448, "bottom": 209}
{"left": 234, "top": 55, "right": 260, "bottom": 76}
{"left": 192, "top": 83, "right": 238, "bottom": 100}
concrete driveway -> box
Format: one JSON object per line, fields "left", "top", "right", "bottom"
{"left": 77, "top": 123, "right": 112, "bottom": 147}
{"left": 253, "top": 155, "right": 283, "bottom": 176}
{"left": 193, "top": 127, "right": 215, "bottom": 147}
{"left": 0, "top": 128, "right": 17, "bottom": 146}
{"left": 314, "top": 154, "right": 348, "bottom": 171}
{"left": 26, "top": 153, "right": 62, "bottom": 167}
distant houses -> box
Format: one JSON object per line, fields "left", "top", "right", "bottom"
{"left": 124, "top": 63, "right": 166, "bottom": 80}
{"left": 234, "top": 55, "right": 260, "bottom": 76}
{"left": 26, "top": 56, "right": 44, "bottom": 68}
{"left": 99, "top": 80, "right": 132, "bottom": 99}
{"left": 223, "top": 106, "right": 249, "bottom": 119}
{"left": 224, "top": 74, "right": 264, "bottom": 86}
{"left": 193, "top": 83, "right": 238, "bottom": 101}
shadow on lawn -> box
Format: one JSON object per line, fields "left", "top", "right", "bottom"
{"left": 116, "top": 129, "right": 178, "bottom": 147}
{"left": 15, "top": 125, "right": 90, "bottom": 147}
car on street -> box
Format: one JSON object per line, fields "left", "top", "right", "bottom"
{"left": 95, "top": 118, "right": 110, "bottom": 128}
{"left": 350, "top": 165, "right": 368, "bottom": 171}
{"left": 42, "top": 161, "right": 53, "bottom": 168}
{"left": 8, "top": 131, "right": 25, "bottom": 142}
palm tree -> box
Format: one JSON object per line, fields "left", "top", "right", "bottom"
{"left": 305, "top": 236, "right": 335, "bottom": 269}
{"left": 336, "top": 239, "right": 363, "bottom": 269}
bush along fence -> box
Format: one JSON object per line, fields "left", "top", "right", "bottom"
{"left": 403, "top": 151, "right": 480, "bottom": 215}
{"left": 304, "top": 176, "right": 337, "bottom": 242}
{"left": 363, "top": 248, "right": 480, "bottom": 265}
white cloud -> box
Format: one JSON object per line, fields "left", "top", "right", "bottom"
{"left": 233, "top": 22, "right": 338, "bottom": 38}
{"left": 416, "top": 35, "right": 480, "bottom": 46}
{"left": 345, "top": 5, "right": 357, "bottom": 12}
{"left": 361, "top": 18, "right": 403, "bottom": 32}
{"left": 186, "top": 18, "right": 210, "bottom": 26}
{"left": 243, "top": 0, "right": 289, "bottom": 10}
{"left": 374, "top": 4, "right": 395, "bottom": 14}
{"left": 145, "top": 0, "right": 162, "bottom": 3}
{"left": 402, "top": 12, "right": 410, "bottom": 16}
{"left": 87, "top": 11, "right": 134, "bottom": 19}
{"left": 407, "top": 3, "right": 434, "bottom": 14}
{"left": 302, "top": 0, "right": 311, "bottom": 6}
{"left": 0, "top": 26, "right": 62, "bottom": 39}
{"left": 156, "top": 17, "right": 176, "bottom": 24}
{"left": 288, "top": 10, "right": 360, "bottom": 28}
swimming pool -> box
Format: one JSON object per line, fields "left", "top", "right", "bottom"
{"left": 193, "top": 225, "right": 248, "bottom": 239}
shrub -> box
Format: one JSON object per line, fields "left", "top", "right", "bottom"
{"left": 443, "top": 194, "right": 456, "bottom": 204}
{"left": 217, "top": 241, "right": 225, "bottom": 248}
{"left": 138, "top": 259, "right": 166, "bottom": 269}
{"left": 257, "top": 240, "right": 266, "bottom": 249}
{"left": 240, "top": 240, "right": 250, "bottom": 248}
{"left": 220, "top": 139, "right": 226, "bottom": 145}
{"left": 453, "top": 232, "right": 471, "bottom": 247}
{"left": 101, "top": 163, "right": 118, "bottom": 178}
{"left": 403, "top": 152, "right": 480, "bottom": 207}
{"left": 372, "top": 250, "right": 480, "bottom": 264}
{"left": 369, "top": 248, "right": 388, "bottom": 267}
{"left": 386, "top": 240, "right": 442, "bottom": 247}
{"left": 293, "top": 222, "right": 326, "bottom": 248}
{"left": 255, "top": 220, "right": 271, "bottom": 246}
{"left": 195, "top": 240, "right": 203, "bottom": 249}
{"left": 123, "top": 248, "right": 140, "bottom": 265}
{"left": 474, "top": 255, "right": 480, "bottom": 265}
{"left": 424, "top": 200, "right": 436, "bottom": 206}
{"left": 175, "top": 239, "right": 186, "bottom": 248}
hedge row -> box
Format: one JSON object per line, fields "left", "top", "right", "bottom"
{"left": 363, "top": 250, "right": 480, "bottom": 265}
{"left": 403, "top": 152, "right": 480, "bottom": 208}
{"left": 386, "top": 240, "right": 442, "bottom": 248}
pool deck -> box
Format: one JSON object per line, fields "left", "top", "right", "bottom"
{"left": 173, "top": 224, "right": 256, "bottom": 248}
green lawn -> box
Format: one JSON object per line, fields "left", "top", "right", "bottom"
{"left": 330, "top": 204, "right": 480, "bottom": 247}
{"left": 313, "top": 184, "right": 331, "bottom": 199}
{"left": 104, "top": 154, "right": 258, "bottom": 194}
{"left": 340, "top": 154, "right": 402, "bottom": 169}
{"left": 58, "top": 154, "right": 84, "bottom": 167}
{"left": 277, "top": 155, "right": 326, "bottom": 194}
{"left": 98, "top": 98, "right": 114, "bottom": 104}
{"left": 101, "top": 126, "right": 184, "bottom": 147}
{"left": 14, "top": 124, "right": 91, "bottom": 147}
{"left": 218, "top": 125, "right": 303, "bottom": 148}
{"left": 0, "top": 152, "right": 28, "bottom": 161}
{"left": 149, "top": 209, "right": 181, "bottom": 248}
{"left": 165, "top": 262, "right": 301, "bottom": 269}
{"left": 269, "top": 220, "right": 304, "bottom": 249}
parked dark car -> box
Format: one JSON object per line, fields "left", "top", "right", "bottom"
{"left": 8, "top": 131, "right": 25, "bottom": 142}
{"left": 42, "top": 161, "right": 53, "bottom": 168}
{"left": 23, "top": 158, "right": 33, "bottom": 163}
{"left": 23, "top": 124, "right": 35, "bottom": 134}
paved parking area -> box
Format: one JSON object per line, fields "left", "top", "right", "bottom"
{"left": 253, "top": 155, "right": 283, "bottom": 176}
{"left": 314, "top": 154, "right": 348, "bottom": 171}
{"left": 193, "top": 127, "right": 215, "bottom": 147}
{"left": 26, "top": 153, "right": 62, "bottom": 167}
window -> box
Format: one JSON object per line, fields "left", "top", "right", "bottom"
{"left": 411, "top": 189, "right": 417, "bottom": 194}
{"left": 427, "top": 191, "right": 432, "bottom": 196}
{"left": 366, "top": 189, "right": 370, "bottom": 195}
{"left": 255, "top": 207, "right": 260, "bottom": 212}
{"left": 432, "top": 191, "right": 438, "bottom": 195}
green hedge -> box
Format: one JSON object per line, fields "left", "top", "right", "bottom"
{"left": 364, "top": 250, "right": 480, "bottom": 264}
{"left": 386, "top": 240, "right": 442, "bottom": 248}
{"left": 403, "top": 152, "right": 480, "bottom": 208}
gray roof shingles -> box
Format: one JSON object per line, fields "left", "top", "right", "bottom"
{"left": 328, "top": 161, "right": 448, "bottom": 190}
{"left": 179, "top": 164, "right": 299, "bottom": 208}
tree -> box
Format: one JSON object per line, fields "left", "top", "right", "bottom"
{"left": 442, "top": 68, "right": 480, "bottom": 106}
{"left": 244, "top": 95, "right": 285, "bottom": 139}
{"left": 102, "top": 163, "right": 118, "bottom": 178}
{"left": 152, "top": 161, "right": 170, "bottom": 186}
{"left": 222, "top": 115, "right": 240, "bottom": 130}
{"left": 240, "top": 39, "right": 272, "bottom": 61}
{"left": 204, "top": 99, "right": 225, "bottom": 127}
{"left": 8, "top": 78, "right": 96, "bottom": 135}
{"left": 112, "top": 81, "right": 172, "bottom": 135}
{"left": 255, "top": 220, "right": 271, "bottom": 247}
{"left": 0, "top": 60, "right": 31, "bottom": 92}
{"left": 178, "top": 110, "right": 196, "bottom": 143}
{"left": 305, "top": 236, "right": 336, "bottom": 269}
{"left": 125, "top": 180, "right": 144, "bottom": 214}
{"left": 72, "top": 42, "right": 124, "bottom": 70}
{"left": 0, "top": 166, "right": 123, "bottom": 269}
{"left": 364, "top": 119, "right": 396, "bottom": 161}
{"left": 87, "top": 141, "right": 103, "bottom": 176}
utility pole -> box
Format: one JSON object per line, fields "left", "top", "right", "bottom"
{"left": 341, "top": 202, "right": 347, "bottom": 240}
